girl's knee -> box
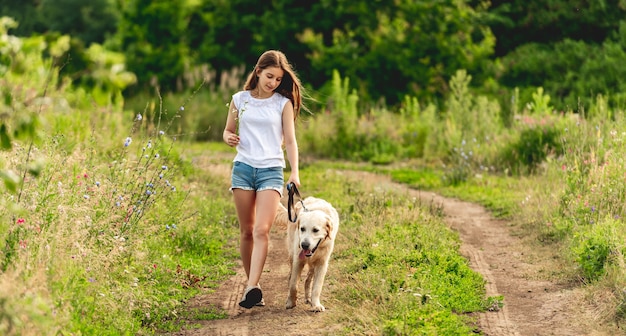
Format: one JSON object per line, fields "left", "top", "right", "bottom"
{"left": 252, "top": 229, "right": 270, "bottom": 241}
{"left": 240, "top": 229, "right": 254, "bottom": 241}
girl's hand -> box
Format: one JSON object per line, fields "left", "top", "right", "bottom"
{"left": 225, "top": 133, "right": 240, "bottom": 147}
{"left": 286, "top": 176, "right": 300, "bottom": 189}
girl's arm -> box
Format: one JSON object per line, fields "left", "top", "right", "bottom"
{"left": 223, "top": 99, "right": 240, "bottom": 147}
{"left": 282, "top": 101, "right": 300, "bottom": 187}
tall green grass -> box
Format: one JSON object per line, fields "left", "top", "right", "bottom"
{"left": 0, "top": 26, "right": 239, "bottom": 335}
{"left": 549, "top": 100, "right": 626, "bottom": 323}
{"left": 289, "top": 165, "right": 493, "bottom": 335}
{"left": 390, "top": 92, "right": 626, "bottom": 326}
{"left": 296, "top": 70, "right": 626, "bottom": 326}
{"left": 125, "top": 63, "right": 626, "bottom": 329}
{"left": 4, "top": 15, "right": 626, "bottom": 333}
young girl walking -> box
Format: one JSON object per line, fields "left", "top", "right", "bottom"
{"left": 223, "top": 50, "right": 304, "bottom": 308}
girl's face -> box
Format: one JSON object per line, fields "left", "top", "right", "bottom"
{"left": 257, "top": 66, "right": 284, "bottom": 96}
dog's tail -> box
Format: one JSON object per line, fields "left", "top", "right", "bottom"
{"left": 273, "top": 203, "right": 290, "bottom": 230}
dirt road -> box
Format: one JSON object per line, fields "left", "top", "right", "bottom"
{"left": 169, "top": 168, "right": 618, "bottom": 335}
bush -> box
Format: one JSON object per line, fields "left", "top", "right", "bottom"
{"left": 498, "top": 121, "right": 564, "bottom": 174}
{"left": 572, "top": 217, "right": 624, "bottom": 282}
{"left": 500, "top": 36, "right": 626, "bottom": 111}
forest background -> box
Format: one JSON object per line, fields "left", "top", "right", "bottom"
{"left": 2, "top": 0, "right": 626, "bottom": 335}
{"left": 6, "top": 0, "right": 626, "bottom": 116}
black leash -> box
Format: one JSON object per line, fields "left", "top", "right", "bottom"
{"left": 287, "top": 182, "right": 306, "bottom": 222}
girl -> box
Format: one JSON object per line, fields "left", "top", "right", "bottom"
{"left": 223, "top": 50, "right": 304, "bottom": 309}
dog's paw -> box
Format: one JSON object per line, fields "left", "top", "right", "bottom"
{"left": 286, "top": 299, "right": 296, "bottom": 309}
{"left": 309, "top": 303, "right": 325, "bottom": 312}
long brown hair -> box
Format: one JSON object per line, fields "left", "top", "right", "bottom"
{"left": 243, "top": 50, "right": 304, "bottom": 120}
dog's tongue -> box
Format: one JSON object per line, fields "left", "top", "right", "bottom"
{"left": 299, "top": 249, "right": 311, "bottom": 260}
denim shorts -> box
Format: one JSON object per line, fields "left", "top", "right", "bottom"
{"left": 231, "top": 161, "right": 284, "bottom": 196}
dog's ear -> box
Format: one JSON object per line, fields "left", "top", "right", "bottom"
{"left": 325, "top": 215, "right": 333, "bottom": 239}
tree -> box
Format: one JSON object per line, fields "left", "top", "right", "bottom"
{"left": 485, "top": 0, "right": 626, "bottom": 110}
{"left": 39, "top": 0, "right": 119, "bottom": 45}
{"left": 112, "top": 0, "right": 191, "bottom": 91}
{"left": 0, "top": 0, "right": 119, "bottom": 45}
{"left": 483, "top": 0, "right": 626, "bottom": 57}
{"left": 112, "top": 0, "right": 495, "bottom": 105}
{"left": 0, "top": 0, "right": 44, "bottom": 36}
{"left": 299, "top": 0, "right": 495, "bottom": 104}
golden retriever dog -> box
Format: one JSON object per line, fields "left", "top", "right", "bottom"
{"left": 274, "top": 196, "right": 339, "bottom": 312}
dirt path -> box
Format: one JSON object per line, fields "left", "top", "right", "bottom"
{"left": 168, "top": 228, "right": 322, "bottom": 336}
{"left": 415, "top": 190, "right": 606, "bottom": 336}
{"left": 169, "top": 167, "right": 617, "bottom": 336}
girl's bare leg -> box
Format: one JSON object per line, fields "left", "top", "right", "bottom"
{"left": 246, "top": 189, "right": 280, "bottom": 288}
{"left": 233, "top": 189, "right": 256, "bottom": 279}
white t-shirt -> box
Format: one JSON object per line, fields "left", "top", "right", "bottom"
{"left": 231, "top": 90, "right": 290, "bottom": 168}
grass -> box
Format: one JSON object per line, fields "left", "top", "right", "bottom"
{"left": 3, "top": 26, "right": 626, "bottom": 333}
{"left": 0, "top": 94, "right": 241, "bottom": 334}
{"left": 120, "top": 146, "right": 498, "bottom": 335}
{"left": 286, "top": 162, "right": 494, "bottom": 335}
{"left": 4, "top": 87, "right": 624, "bottom": 334}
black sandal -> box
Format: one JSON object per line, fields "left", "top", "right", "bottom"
{"left": 239, "top": 286, "right": 262, "bottom": 309}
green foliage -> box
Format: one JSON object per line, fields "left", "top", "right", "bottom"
{"left": 113, "top": 0, "right": 192, "bottom": 92}
{"left": 498, "top": 117, "right": 564, "bottom": 175}
{"left": 445, "top": 70, "right": 503, "bottom": 144}
{"left": 39, "top": 0, "right": 119, "bottom": 45}
{"left": 558, "top": 113, "right": 626, "bottom": 227}
{"left": 124, "top": 63, "right": 245, "bottom": 143}
{"left": 109, "top": 0, "right": 496, "bottom": 103}
{"left": 398, "top": 95, "right": 432, "bottom": 159}
{"left": 527, "top": 87, "right": 553, "bottom": 115}
{"left": 0, "top": 125, "right": 11, "bottom": 150}
{"left": 499, "top": 36, "right": 626, "bottom": 111}
{"left": 300, "top": 0, "right": 495, "bottom": 104}
{"left": 0, "top": 29, "right": 237, "bottom": 335}
{"left": 0, "top": 20, "right": 135, "bottom": 197}
{"left": 483, "top": 1, "right": 626, "bottom": 111}
{"left": 301, "top": 70, "right": 569, "bottom": 180}
{"left": 573, "top": 217, "right": 624, "bottom": 282}
{"left": 382, "top": 303, "right": 475, "bottom": 336}
{"left": 0, "top": 0, "right": 42, "bottom": 36}
{"left": 0, "top": 99, "right": 235, "bottom": 335}
{"left": 82, "top": 43, "right": 137, "bottom": 108}
{"left": 486, "top": 0, "right": 626, "bottom": 56}
{"left": 185, "top": 0, "right": 319, "bottom": 88}
{"left": 7, "top": 1, "right": 626, "bottom": 330}
{"left": 8, "top": 0, "right": 626, "bottom": 118}
{"left": 438, "top": 70, "right": 502, "bottom": 182}
{"left": 301, "top": 70, "right": 360, "bottom": 160}
{"left": 518, "top": 93, "right": 626, "bottom": 322}
{"left": 391, "top": 168, "right": 443, "bottom": 190}
{"left": 0, "top": 0, "right": 119, "bottom": 45}
{"left": 3, "top": 0, "right": 494, "bottom": 103}
{"left": 302, "top": 71, "right": 416, "bottom": 163}
{"left": 0, "top": 18, "right": 56, "bottom": 194}
{"left": 331, "top": 70, "right": 359, "bottom": 152}
{"left": 299, "top": 165, "right": 488, "bottom": 334}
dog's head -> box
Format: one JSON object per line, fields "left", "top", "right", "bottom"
{"left": 297, "top": 210, "right": 333, "bottom": 259}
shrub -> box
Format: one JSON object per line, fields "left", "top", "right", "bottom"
{"left": 0, "top": 26, "right": 233, "bottom": 334}
{"left": 572, "top": 217, "right": 625, "bottom": 282}
{"left": 498, "top": 121, "right": 564, "bottom": 175}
